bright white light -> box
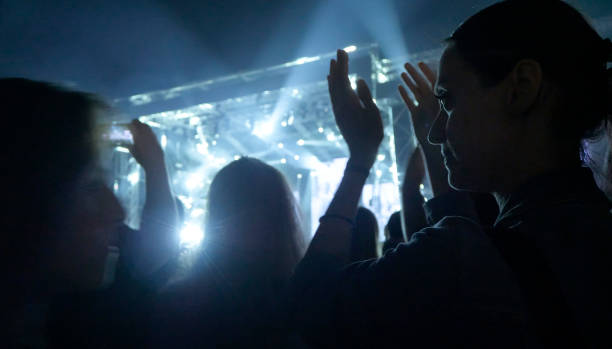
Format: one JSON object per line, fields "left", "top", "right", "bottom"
{"left": 281, "top": 121, "right": 287, "bottom": 127}
{"left": 281, "top": 158, "right": 287, "bottom": 164}
{"left": 297, "top": 173, "right": 303, "bottom": 179}
{"left": 277, "top": 142, "right": 284, "bottom": 149}
{"left": 180, "top": 223, "right": 204, "bottom": 246}
{"left": 349, "top": 75, "right": 357, "bottom": 90}
{"left": 128, "top": 172, "right": 140, "bottom": 185}
{"left": 419, "top": 183, "right": 425, "bottom": 190}
{"left": 252, "top": 120, "right": 275, "bottom": 138}
{"left": 292, "top": 89, "right": 299, "bottom": 96}
{"left": 113, "top": 181, "right": 119, "bottom": 191}
{"left": 343, "top": 45, "right": 357, "bottom": 53}
{"left": 377, "top": 154, "right": 386, "bottom": 161}
{"left": 375, "top": 170, "right": 383, "bottom": 178}
{"left": 160, "top": 134, "right": 167, "bottom": 149}
{"left": 288, "top": 116, "right": 294, "bottom": 125}
{"left": 234, "top": 155, "right": 241, "bottom": 160}
{"left": 294, "top": 155, "right": 300, "bottom": 160}
{"left": 413, "top": 100, "right": 419, "bottom": 107}
{"left": 186, "top": 173, "right": 203, "bottom": 190}
{"left": 377, "top": 72, "right": 389, "bottom": 83}
{"left": 212, "top": 140, "right": 217, "bottom": 146}
{"left": 318, "top": 127, "right": 324, "bottom": 133}
{"left": 115, "top": 146, "right": 130, "bottom": 154}
{"left": 326, "top": 133, "right": 336, "bottom": 142}
{"left": 190, "top": 208, "right": 205, "bottom": 218}
{"left": 297, "top": 139, "right": 305, "bottom": 146}
{"left": 295, "top": 56, "right": 320, "bottom": 65}
{"left": 196, "top": 142, "right": 209, "bottom": 155}
{"left": 189, "top": 116, "right": 200, "bottom": 126}
{"left": 199, "top": 103, "right": 214, "bottom": 110}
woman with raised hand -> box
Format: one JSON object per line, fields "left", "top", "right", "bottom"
{"left": 290, "top": 1, "right": 612, "bottom": 348}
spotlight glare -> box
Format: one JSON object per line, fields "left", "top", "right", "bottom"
{"left": 160, "top": 134, "right": 167, "bottom": 148}
{"left": 252, "top": 120, "right": 275, "bottom": 138}
{"left": 281, "top": 158, "right": 287, "bottom": 164}
{"left": 318, "top": 127, "right": 324, "bottom": 133}
{"left": 375, "top": 170, "right": 382, "bottom": 178}
{"left": 377, "top": 154, "right": 386, "bottom": 161}
{"left": 297, "top": 173, "right": 303, "bottom": 179}
{"left": 294, "top": 155, "right": 300, "bottom": 160}
{"left": 343, "top": 45, "right": 357, "bottom": 53}
{"left": 326, "top": 133, "right": 336, "bottom": 142}
{"left": 377, "top": 72, "right": 389, "bottom": 83}
{"left": 278, "top": 142, "right": 284, "bottom": 149}
{"left": 297, "top": 139, "right": 305, "bottom": 146}
{"left": 180, "top": 223, "right": 204, "bottom": 246}
{"left": 287, "top": 116, "right": 295, "bottom": 125}
{"left": 234, "top": 155, "right": 241, "bottom": 160}
{"left": 127, "top": 171, "right": 140, "bottom": 185}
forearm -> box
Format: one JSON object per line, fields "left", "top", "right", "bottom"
{"left": 137, "top": 162, "right": 179, "bottom": 274}
{"left": 304, "top": 165, "right": 369, "bottom": 264}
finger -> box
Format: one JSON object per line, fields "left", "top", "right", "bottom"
{"left": 418, "top": 62, "right": 436, "bottom": 87}
{"left": 329, "top": 59, "right": 336, "bottom": 76}
{"left": 357, "top": 79, "right": 377, "bottom": 111}
{"left": 401, "top": 72, "right": 420, "bottom": 99}
{"left": 404, "top": 63, "right": 430, "bottom": 92}
{"left": 337, "top": 49, "right": 349, "bottom": 77}
{"left": 398, "top": 85, "right": 416, "bottom": 114}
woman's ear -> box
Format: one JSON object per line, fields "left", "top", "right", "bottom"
{"left": 506, "top": 59, "right": 543, "bottom": 116}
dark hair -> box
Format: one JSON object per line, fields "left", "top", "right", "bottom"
{"left": 350, "top": 207, "right": 379, "bottom": 262}
{"left": 447, "top": 0, "right": 611, "bottom": 148}
{"left": 1, "top": 78, "right": 104, "bottom": 285}
{"left": 203, "top": 157, "right": 304, "bottom": 278}
{"left": 384, "top": 211, "right": 403, "bottom": 240}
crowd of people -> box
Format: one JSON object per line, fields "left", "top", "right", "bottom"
{"left": 3, "top": 1, "right": 612, "bottom": 347}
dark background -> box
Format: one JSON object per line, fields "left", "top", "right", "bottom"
{"left": 2, "top": 0, "right": 611, "bottom": 98}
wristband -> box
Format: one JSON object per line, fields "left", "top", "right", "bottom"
{"left": 319, "top": 214, "right": 355, "bottom": 227}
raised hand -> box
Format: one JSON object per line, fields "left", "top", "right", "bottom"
{"left": 128, "top": 119, "right": 165, "bottom": 171}
{"left": 328, "top": 49, "right": 383, "bottom": 169}
{"left": 398, "top": 62, "right": 439, "bottom": 146}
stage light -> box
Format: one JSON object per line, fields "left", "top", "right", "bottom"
{"left": 281, "top": 158, "right": 287, "bottom": 164}
{"left": 185, "top": 173, "right": 203, "bottom": 190}
{"left": 326, "top": 133, "right": 336, "bottom": 142}
{"left": 419, "top": 183, "right": 425, "bottom": 190}
{"left": 376, "top": 170, "right": 382, "bottom": 178}
{"left": 196, "top": 142, "right": 208, "bottom": 155}
{"left": 288, "top": 115, "right": 294, "bottom": 125}
{"left": 295, "top": 56, "right": 320, "bottom": 65}
{"left": 377, "top": 154, "right": 386, "bottom": 161}
{"left": 128, "top": 171, "right": 140, "bottom": 185}
{"left": 234, "top": 155, "right": 241, "bottom": 160}
{"left": 199, "top": 103, "right": 214, "bottom": 110}
{"left": 292, "top": 89, "right": 300, "bottom": 96}
{"left": 190, "top": 208, "right": 205, "bottom": 218}
{"left": 297, "top": 173, "right": 303, "bottom": 179}
{"left": 377, "top": 72, "right": 389, "bottom": 83}
{"left": 297, "top": 139, "right": 305, "bottom": 146}
{"left": 252, "top": 120, "right": 275, "bottom": 138}
{"left": 115, "top": 146, "right": 130, "bottom": 154}
{"left": 294, "top": 155, "right": 300, "bottom": 160}
{"left": 278, "top": 142, "right": 284, "bottom": 149}
{"left": 113, "top": 181, "right": 119, "bottom": 192}
{"left": 281, "top": 121, "right": 288, "bottom": 127}
{"left": 343, "top": 45, "right": 357, "bottom": 53}
{"left": 318, "top": 127, "right": 324, "bottom": 133}
{"left": 161, "top": 134, "right": 167, "bottom": 148}
{"left": 180, "top": 223, "right": 204, "bottom": 246}
{"left": 189, "top": 116, "right": 200, "bottom": 126}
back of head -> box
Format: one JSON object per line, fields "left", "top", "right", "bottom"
{"left": 350, "top": 207, "right": 379, "bottom": 262}
{"left": 449, "top": 0, "right": 611, "bottom": 152}
{"left": 204, "top": 157, "right": 304, "bottom": 279}
{"left": 1, "top": 78, "right": 102, "bottom": 288}
{"left": 384, "top": 211, "right": 403, "bottom": 241}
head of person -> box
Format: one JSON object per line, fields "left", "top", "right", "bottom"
{"left": 428, "top": 0, "right": 611, "bottom": 193}
{"left": 384, "top": 211, "right": 403, "bottom": 241}
{"left": 2, "top": 78, "right": 124, "bottom": 300}
{"left": 203, "top": 157, "right": 304, "bottom": 278}
{"left": 350, "top": 207, "right": 379, "bottom": 262}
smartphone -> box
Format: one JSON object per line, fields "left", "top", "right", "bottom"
{"left": 101, "top": 124, "right": 133, "bottom": 145}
